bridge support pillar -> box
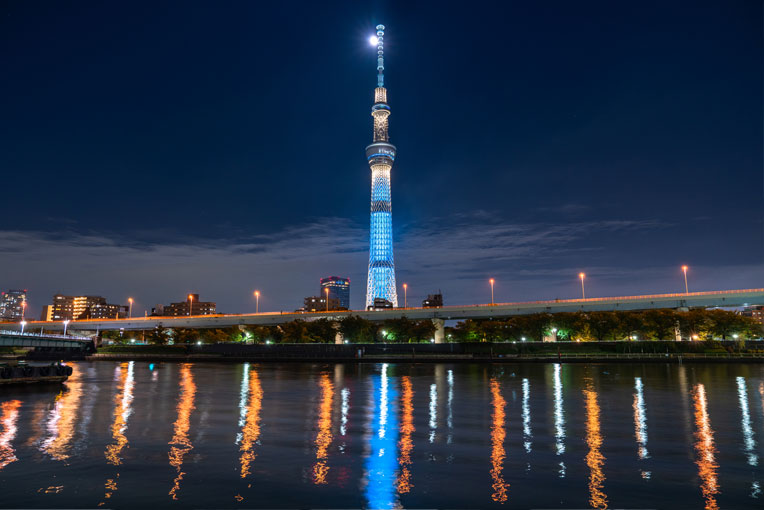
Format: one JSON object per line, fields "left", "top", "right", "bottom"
{"left": 333, "top": 322, "right": 344, "bottom": 345}
{"left": 432, "top": 318, "right": 445, "bottom": 344}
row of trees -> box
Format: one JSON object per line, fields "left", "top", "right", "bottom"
{"left": 452, "top": 309, "right": 761, "bottom": 342}
{"left": 102, "top": 309, "right": 762, "bottom": 345}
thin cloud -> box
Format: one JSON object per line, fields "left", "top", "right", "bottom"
{"left": 1, "top": 215, "right": 745, "bottom": 317}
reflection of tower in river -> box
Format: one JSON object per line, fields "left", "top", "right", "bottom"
{"left": 364, "top": 364, "right": 399, "bottom": 509}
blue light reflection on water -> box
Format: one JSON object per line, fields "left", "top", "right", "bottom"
{"left": 364, "top": 363, "right": 399, "bottom": 510}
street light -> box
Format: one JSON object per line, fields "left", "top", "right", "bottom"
{"left": 325, "top": 287, "right": 330, "bottom": 312}
{"left": 188, "top": 294, "right": 193, "bottom": 316}
{"left": 21, "top": 300, "right": 26, "bottom": 321}
{"left": 254, "top": 290, "right": 260, "bottom": 314}
{"left": 681, "top": 265, "right": 689, "bottom": 294}
{"left": 20, "top": 321, "right": 26, "bottom": 334}
{"left": 128, "top": 297, "right": 133, "bottom": 318}
{"left": 489, "top": 278, "right": 495, "bottom": 305}
{"left": 403, "top": 283, "right": 408, "bottom": 308}
{"left": 579, "top": 272, "right": 586, "bottom": 299}
{"left": 63, "top": 319, "right": 70, "bottom": 336}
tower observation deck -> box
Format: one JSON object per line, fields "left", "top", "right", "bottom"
{"left": 365, "top": 24, "right": 398, "bottom": 309}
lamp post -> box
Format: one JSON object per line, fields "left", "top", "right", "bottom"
{"left": 21, "top": 300, "right": 26, "bottom": 321}
{"left": 325, "top": 287, "right": 330, "bottom": 312}
{"left": 188, "top": 294, "right": 193, "bottom": 316}
{"left": 128, "top": 297, "right": 133, "bottom": 318}
{"left": 579, "top": 272, "right": 586, "bottom": 299}
{"left": 63, "top": 319, "right": 70, "bottom": 336}
{"left": 489, "top": 278, "right": 495, "bottom": 305}
{"left": 681, "top": 265, "right": 689, "bottom": 294}
{"left": 254, "top": 290, "right": 260, "bottom": 314}
{"left": 403, "top": 283, "right": 408, "bottom": 308}
{"left": 20, "top": 321, "right": 26, "bottom": 334}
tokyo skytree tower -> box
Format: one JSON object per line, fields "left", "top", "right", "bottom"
{"left": 365, "top": 24, "right": 398, "bottom": 308}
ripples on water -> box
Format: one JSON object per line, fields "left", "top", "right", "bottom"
{"left": 0, "top": 361, "right": 761, "bottom": 508}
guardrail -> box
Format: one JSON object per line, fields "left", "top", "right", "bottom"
{"left": 512, "top": 352, "right": 764, "bottom": 359}
{"left": 0, "top": 330, "right": 90, "bottom": 341}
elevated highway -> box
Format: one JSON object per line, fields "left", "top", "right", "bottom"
{"left": 4, "top": 289, "right": 763, "bottom": 339}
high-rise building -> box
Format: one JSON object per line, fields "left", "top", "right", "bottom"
{"left": 320, "top": 276, "right": 350, "bottom": 310}
{"left": 160, "top": 294, "right": 217, "bottom": 317}
{"left": 43, "top": 294, "right": 128, "bottom": 321}
{"left": 0, "top": 289, "right": 27, "bottom": 322}
{"left": 365, "top": 24, "right": 399, "bottom": 309}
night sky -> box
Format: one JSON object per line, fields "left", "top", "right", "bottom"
{"left": 1, "top": 1, "right": 762, "bottom": 317}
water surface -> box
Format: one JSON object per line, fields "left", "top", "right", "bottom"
{"left": 0, "top": 361, "right": 762, "bottom": 508}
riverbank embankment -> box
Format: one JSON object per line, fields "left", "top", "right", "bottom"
{"left": 79, "top": 340, "right": 764, "bottom": 363}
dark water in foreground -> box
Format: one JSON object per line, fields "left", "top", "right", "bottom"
{"left": 0, "top": 362, "right": 762, "bottom": 509}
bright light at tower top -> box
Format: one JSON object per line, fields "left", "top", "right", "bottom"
{"left": 369, "top": 35, "right": 378, "bottom": 46}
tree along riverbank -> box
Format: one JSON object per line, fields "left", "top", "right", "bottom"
{"left": 101, "top": 308, "right": 761, "bottom": 346}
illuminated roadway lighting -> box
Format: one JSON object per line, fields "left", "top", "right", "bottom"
{"left": 682, "top": 265, "right": 689, "bottom": 294}
{"left": 579, "top": 273, "right": 586, "bottom": 299}
{"left": 254, "top": 290, "right": 260, "bottom": 314}
{"left": 20, "top": 321, "right": 26, "bottom": 334}
{"left": 489, "top": 278, "right": 495, "bottom": 305}
{"left": 63, "top": 320, "right": 70, "bottom": 336}
{"left": 128, "top": 298, "right": 133, "bottom": 318}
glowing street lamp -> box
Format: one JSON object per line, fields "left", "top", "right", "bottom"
{"left": 128, "top": 297, "right": 133, "bottom": 318}
{"left": 21, "top": 300, "right": 26, "bottom": 321}
{"left": 63, "top": 319, "right": 70, "bottom": 336}
{"left": 681, "top": 265, "right": 689, "bottom": 294}
{"left": 489, "top": 278, "right": 495, "bottom": 305}
{"left": 20, "top": 321, "right": 26, "bottom": 334}
{"left": 403, "top": 283, "right": 408, "bottom": 308}
{"left": 254, "top": 290, "right": 260, "bottom": 314}
{"left": 188, "top": 294, "right": 194, "bottom": 316}
{"left": 579, "top": 273, "right": 586, "bottom": 299}
{"left": 325, "top": 287, "right": 330, "bottom": 312}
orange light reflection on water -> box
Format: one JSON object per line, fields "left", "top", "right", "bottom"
{"left": 396, "top": 376, "right": 415, "bottom": 494}
{"left": 169, "top": 364, "right": 196, "bottom": 500}
{"left": 105, "top": 362, "right": 134, "bottom": 466}
{"left": 99, "top": 362, "right": 135, "bottom": 505}
{"left": 239, "top": 369, "right": 262, "bottom": 479}
{"left": 312, "top": 373, "right": 334, "bottom": 485}
{"left": 41, "top": 367, "right": 84, "bottom": 460}
{"left": 489, "top": 378, "right": 508, "bottom": 503}
{"left": 0, "top": 400, "right": 22, "bottom": 470}
{"left": 583, "top": 380, "right": 607, "bottom": 509}
{"left": 693, "top": 383, "right": 720, "bottom": 510}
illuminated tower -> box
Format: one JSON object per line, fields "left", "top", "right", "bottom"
{"left": 365, "top": 24, "right": 398, "bottom": 309}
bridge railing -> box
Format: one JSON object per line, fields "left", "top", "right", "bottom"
{"left": 0, "top": 330, "right": 90, "bottom": 341}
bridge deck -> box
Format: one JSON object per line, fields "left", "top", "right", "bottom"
{"left": 2, "top": 288, "right": 763, "bottom": 332}
{"left": 0, "top": 331, "right": 93, "bottom": 349}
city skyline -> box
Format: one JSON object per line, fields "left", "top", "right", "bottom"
{"left": 1, "top": 1, "right": 761, "bottom": 316}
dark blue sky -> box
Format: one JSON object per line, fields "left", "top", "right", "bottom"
{"left": 1, "top": 1, "right": 762, "bottom": 316}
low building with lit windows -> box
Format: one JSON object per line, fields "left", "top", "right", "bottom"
{"left": 42, "top": 294, "right": 128, "bottom": 321}
{"left": 160, "top": 294, "right": 217, "bottom": 316}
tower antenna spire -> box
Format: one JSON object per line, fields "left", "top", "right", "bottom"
{"left": 376, "top": 24, "right": 385, "bottom": 88}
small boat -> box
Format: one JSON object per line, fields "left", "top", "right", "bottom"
{"left": 0, "top": 361, "right": 72, "bottom": 385}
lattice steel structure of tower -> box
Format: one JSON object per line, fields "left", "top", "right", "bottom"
{"left": 365, "top": 24, "right": 399, "bottom": 309}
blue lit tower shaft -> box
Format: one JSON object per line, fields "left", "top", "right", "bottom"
{"left": 365, "top": 24, "right": 399, "bottom": 308}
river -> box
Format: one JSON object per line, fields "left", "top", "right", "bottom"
{"left": 0, "top": 361, "right": 762, "bottom": 508}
